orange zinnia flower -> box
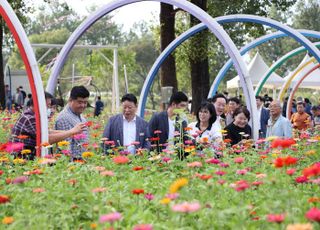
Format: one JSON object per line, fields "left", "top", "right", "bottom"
{"left": 113, "top": 156, "right": 129, "bottom": 164}
{"left": 17, "top": 135, "right": 29, "bottom": 139}
{"left": 2, "top": 216, "right": 14, "bottom": 224}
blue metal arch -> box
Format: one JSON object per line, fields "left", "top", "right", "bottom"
{"left": 138, "top": 14, "right": 320, "bottom": 116}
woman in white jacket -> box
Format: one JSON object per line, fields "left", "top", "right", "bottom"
{"left": 188, "top": 102, "right": 222, "bottom": 144}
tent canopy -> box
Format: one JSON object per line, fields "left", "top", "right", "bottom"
{"left": 227, "top": 52, "right": 284, "bottom": 89}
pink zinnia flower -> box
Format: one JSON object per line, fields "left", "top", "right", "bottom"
{"left": 217, "top": 179, "right": 226, "bottom": 185}
{"left": 165, "top": 193, "right": 179, "bottom": 200}
{"left": 91, "top": 187, "right": 107, "bottom": 193}
{"left": 133, "top": 224, "right": 153, "bottom": 230}
{"left": 73, "top": 133, "right": 87, "bottom": 140}
{"left": 162, "top": 157, "right": 172, "bottom": 163}
{"left": 215, "top": 170, "right": 226, "bottom": 176}
{"left": 234, "top": 180, "right": 250, "bottom": 192}
{"left": 12, "top": 176, "right": 28, "bottom": 184}
{"left": 187, "top": 161, "right": 202, "bottom": 168}
{"left": 286, "top": 168, "right": 296, "bottom": 176}
{"left": 266, "top": 213, "right": 285, "bottom": 223}
{"left": 219, "top": 163, "right": 230, "bottom": 168}
{"left": 234, "top": 157, "right": 245, "bottom": 164}
{"left": 95, "top": 166, "right": 106, "bottom": 171}
{"left": 206, "top": 158, "right": 220, "bottom": 164}
{"left": 305, "top": 207, "right": 320, "bottom": 222}
{"left": 252, "top": 181, "right": 264, "bottom": 186}
{"left": 171, "top": 202, "right": 201, "bottom": 213}
{"left": 100, "top": 170, "right": 114, "bottom": 176}
{"left": 144, "top": 193, "right": 154, "bottom": 201}
{"left": 99, "top": 212, "right": 122, "bottom": 223}
{"left": 5, "top": 142, "right": 24, "bottom": 152}
{"left": 236, "top": 169, "right": 248, "bottom": 175}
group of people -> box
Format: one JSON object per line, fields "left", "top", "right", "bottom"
{"left": 4, "top": 85, "right": 29, "bottom": 111}
{"left": 10, "top": 84, "right": 317, "bottom": 160}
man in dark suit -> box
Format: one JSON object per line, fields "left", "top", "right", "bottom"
{"left": 256, "top": 96, "right": 269, "bottom": 138}
{"left": 103, "top": 94, "right": 150, "bottom": 153}
{"left": 148, "top": 91, "right": 189, "bottom": 154}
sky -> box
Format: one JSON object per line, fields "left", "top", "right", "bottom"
{"left": 34, "top": 0, "right": 160, "bottom": 31}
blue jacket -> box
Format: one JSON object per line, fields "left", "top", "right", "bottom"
{"left": 103, "top": 114, "right": 150, "bottom": 149}
{"left": 260, "top": 107, "right": 270, "bottom": 138}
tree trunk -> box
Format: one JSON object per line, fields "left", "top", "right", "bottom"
{"left": 0, "top": 20, "right": 5, "bottom": 110}
{"left": 189, "top": 0, "right": 209, "bottom": 113}
{"left": 160, "top": 3, "right": 177, "bottom": 91}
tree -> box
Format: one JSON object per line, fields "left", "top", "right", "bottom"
{"left": 0, "top": 0, "right": 31, "bottom": 109}
{"left": 159, "top": 3, "right": 178, "bottom": 93}
{"left": 189, "top": 0, "right": 209, "bottom": 113}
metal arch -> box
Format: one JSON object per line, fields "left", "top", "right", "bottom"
{"left": 137, "top": 15, "right": 320, "bottom": 111}
{"left": 0, "top": 1, "right": 48, "bottom": 157}
{"left": 278, "top": 57, "right": 315, "bottom": 101}
{"left": 286, "top": 64, "right": 320, "bottom": 119}
{"left": 46, "top": 0, "right": 259, "bottom": 140}
{"left": 209, "top": 30, "right": 320, "bottom": 97}
{"left": 254, "top": 42, "right": 320, "bottom": 96}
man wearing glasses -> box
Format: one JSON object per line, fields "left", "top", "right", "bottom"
{"left": 266, "top": 100, "right": 292, "bottom": 138}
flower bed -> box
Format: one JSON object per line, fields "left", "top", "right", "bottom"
{"left": 0, "top": 112, "right": 320, "bottom": 229}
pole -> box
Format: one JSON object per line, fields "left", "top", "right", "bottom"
{"left": 72, "top": 63, "right": 75, "bottom": 88}
{"left": 113, "top": 48, "right": 119, "bottom": 111}
{"left": 124, "top": 64, "right": 128, "bottom": 93}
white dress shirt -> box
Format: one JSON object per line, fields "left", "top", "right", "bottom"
{"left": 188, "top": 121, "right": 222, "bottom": 142}
{"left": 123, "top": 116, "right": 136, "bottom": 153}
{"left": 168, "top": 117, "right": 175, "bottom": 142}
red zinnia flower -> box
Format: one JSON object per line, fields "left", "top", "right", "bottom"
{"left": 266, "top": 213, "right": 285, "bottom": 223}
{"left": 132, "top": 189, "right": 144, "bottom": 195}
{"left": 133, "top": 166, "right": 144, "bottom": 171}
{"left": 295, "top": 175, "right": 309, "bottom": 183}
{"left": 271, "top": 138, "right": 296, "bottom": 149}
{"left": 0, "top": 195, "right": 10, "bottom": 204}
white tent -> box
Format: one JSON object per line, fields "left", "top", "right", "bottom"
{"left": 227, "top": 52, "right": 284, "bottom": 89}
{"left": 283, "top": 54, "right": 320, "bottom": 89}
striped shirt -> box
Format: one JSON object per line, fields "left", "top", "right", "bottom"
{"left": 11, "top": 108, "right": 37, "bottom": 153}
{"left": 55, "top": 105, "right": 88, "bottom": 156}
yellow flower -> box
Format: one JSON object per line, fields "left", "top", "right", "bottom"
{"left": 286, "top": 223, "right": 313, "bottom": 230}
{"left": 2, "top": 216, "right": 14, "bottom": 225}
{"left": 219, "top": 130, "right": 228, "bottom": 134}
{"left": 169, "top": 178, "right": 188, "bottom": 194}
{"left": 21, "top": 149, "right": 31, "bottom": 155}
{"left": 82, "top": 152, "right": 94, "bottom": 158}
{"left": 0, "top": 157, "right": 9, "bottom": 163}
{"left": 57, "top": 141, "right": 70, "bottom": 147}
{"left": 160, "top": 198, "right": 171, "bottom": 205}
{"left": 305, "top": 150, "right": 316, "bottom": 156}
{"left": 266, "top": 136, "right": 278, "bottom": 141}
{"left": 68, "top": 166, "right": 76, "bottom": 171}
{"left": 13, "top": 158, "right": 25, "bottom": 165}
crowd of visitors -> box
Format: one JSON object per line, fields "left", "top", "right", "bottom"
{"left": 6, "top": 84, "right": 318, "bottom": 160}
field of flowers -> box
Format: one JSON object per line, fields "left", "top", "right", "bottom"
{"left": 0, "top": 110, "right": 320, "bottom": 229}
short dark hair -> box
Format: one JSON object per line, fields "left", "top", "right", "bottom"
{"left": 228, "top": 97, "right": 240, "bottom": 104}
{"left": 169, "top": 91, "right": 188, "bottom": 106}
{"left": 211, "top": 93, "right": 227, "bottom": 103}
{"left": 29, "top": 91, "right": 54, "bottom": 106}
{"left": 70, "top": 86, "right": 90, "bottom": 100}
{"left": 297, "top": 101, "right": 305, "bottom": 107}
{"left": 196, "top": 102, "right": 217, "bottom": 127}
{"left": 255, "top": 95, "right": 264, "bottom": 102}
{"left": 233, "top": 107, "right": 250, "bottom": 120}
{"left": 121, "top": 93, "right": 137, "bottom": 105}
